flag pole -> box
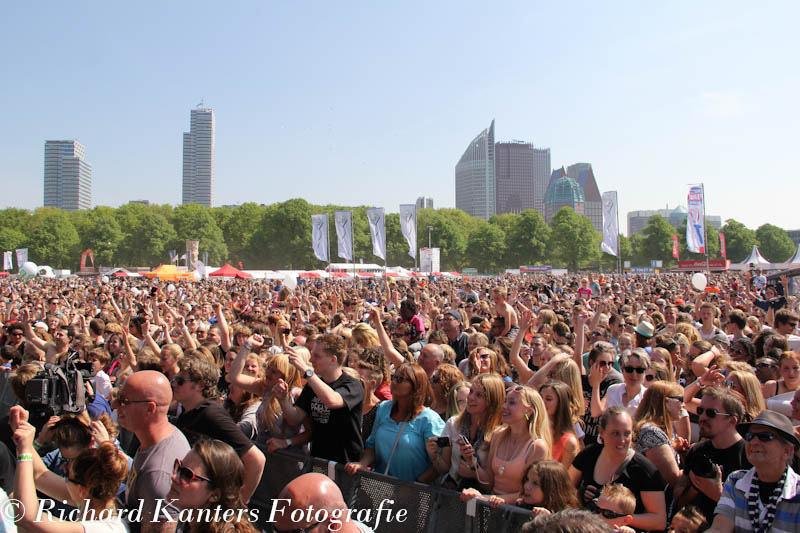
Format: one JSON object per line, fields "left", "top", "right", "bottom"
{"left": 615, "top": 191, "right": 621, "bottom": 275}
{"left": 702, "top": 182, "right": 710, "bottom": 275}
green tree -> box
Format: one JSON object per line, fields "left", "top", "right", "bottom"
{"left": 219, "top": 203, "right": 265, "bottom": 266}
{"left": 641, "top": 215, "right": 677, "bottom": 266}
{"left": 80, "top": 207, "right": 124, "bottom": 266}
{"left": 417, "top": 209, "right": 469, "bottom": 271}
{"left": 465, "top": 221, "right": 506, "bottom": 273}
{"left": 719, "top": 219, "right": 756, "bottom": 263}
{"left": 600, "top": 233, "right": 630, "bottom": 271}
{"left": 0, "top": 227, "right": 26, "bottom": 253}
{"left": 171, "top": 204, "right": 228, "bottom": 265}
{"left": 385, "top": 212, "right": 415, "bottom": 268}
{"left": 253, "top": 199, "right": 313, "bottom": 269}
{"left": 629, "top": 233, "right": 647, "bottom": 266}
{"left": 756, "top": 224, "right": 794, "bottom": 263}
{"left": 115, "top": 203, "right": 177, "bottom": 266}
{"left": 549, "top": 208, "right": 600, "bottom": 271}
{"left": 504, "top": 210, "right": 550, "bottom": 267}
{"left": 27, "top": 212, "right": 80, "bottom": 268}
{"left": 0, "top": 208, "right": 32, "bottom": 233}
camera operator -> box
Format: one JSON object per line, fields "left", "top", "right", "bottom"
{"left": 675, "top": 387, "right": 750, "bottom": 524}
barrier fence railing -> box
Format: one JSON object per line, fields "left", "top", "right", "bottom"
{"left": 249, "top": 448, "right": 533, "bottom": 533}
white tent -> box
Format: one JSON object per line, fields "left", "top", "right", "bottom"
{"left": 736, "top": 245, "right": 772, "bottom": 269}
{"left": 780, "top": 242, "right": 800, "bottom": 268}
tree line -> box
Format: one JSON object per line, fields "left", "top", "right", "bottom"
{"left": 0, "top": 201, "right": 794, "bottom": 273}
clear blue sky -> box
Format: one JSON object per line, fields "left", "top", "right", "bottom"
{"left": 2, "top": 1, "right": 798, "bottom": 233}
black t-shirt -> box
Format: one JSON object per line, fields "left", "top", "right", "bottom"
{"left": 572, "top": 443, "right": 667, "bottom": 515}
{"left": 296, "top": 372, "right": 364, "bottom": 463}
{"left": 754, "top": 296, "right": 787, "bottom": 313}
{"left": 176, "top": 398, "right": 254, "bottom": 457}
{"left": 581, "top": 370, "right": 623, "bottom": 447}
{"left": 684, "top": 438, "right": 750, "bottom": 523}
{"left": 449, "top": 332, "right": 470, "bottom": 364}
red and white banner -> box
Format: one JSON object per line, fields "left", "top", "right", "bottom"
{"left": 672, "top": 235, "right": 679, "bottom": 259}
{"left": 719, "top": 232, "right": 726, "bottom": 259}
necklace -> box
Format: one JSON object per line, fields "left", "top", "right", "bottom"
{"left": 498, "top": 433, "right": 529, "bottom": 476}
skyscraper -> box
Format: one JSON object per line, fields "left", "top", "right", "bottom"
{"left": 455, "top": 120, "right": 495, "bottom": 219}
{"left": 567, "top": 163, "right": 602, "bottom": 232}
{"left": 43, "top": 140, "right": 92, "bottom": 211}
{"left": 494, "top": 142, "right": 551, "bottom": 215}
{"left": 416, "top": 196, "right": 434, "bottom": 209}
{"left": 532, "top": 147, "right": 551, "bottom": 215}
{"left": 182, "top": 107, "right": 215, "bottom": 207}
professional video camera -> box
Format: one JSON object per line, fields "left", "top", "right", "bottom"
{"left": 24, "top": 351, "right": 96, "bottom": 424}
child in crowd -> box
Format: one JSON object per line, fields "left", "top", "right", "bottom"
{"left": 668, "top": 506, "right": 708, "bottom": 533}
{"left": 512, "top": 460, "right": 579, "bottom": 516}
{"left": 591, "top": 484, "right": 636, "bottom": 533}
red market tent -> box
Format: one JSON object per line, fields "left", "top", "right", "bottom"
{"left": 209, "top": 264, "right": 253, "bottom": 279}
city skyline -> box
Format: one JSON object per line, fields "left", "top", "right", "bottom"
{"left": 182, "top": 107, "right": 215, "bottom": 207}
{"left": 43, "top": 140, "right": 92, "bottom": 211}
{"left": 2, "top": 3, "right": 798, "bottom": 232}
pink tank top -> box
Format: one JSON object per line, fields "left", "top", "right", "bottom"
{"left": 492, "top": 438, "right": 536, "bottom": 495}
{"left": 551, "top": 432, "right": 572, "bottom": 463}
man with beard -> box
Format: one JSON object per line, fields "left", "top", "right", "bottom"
{"left": 675, "top": 387, "right": 750, "bottom": 524}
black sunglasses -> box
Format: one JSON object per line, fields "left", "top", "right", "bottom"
{"left": 696, "top": 406, "right": 733, "bottom": 419}
{"left": 391, "top": 375, "right": 411, "bottom": 384}
{"left": 173, "top": 458, "right": 211, "bottom": 484}
{"left": 172, "top": 375, "right": 194, "bottom": 386}
{"left": 645, "top": 374, "right": 656, "bottom": 381}
{"left": 756, "top": 362, "right": 776, "bottom": 369}
{"left": 744, "top": 431, "right": 779, "bottom": 443}
{"left": 623, "top": 366, "right": 645, "bottom": 374}
{"left": 596, "top": 361, "right": 612, "bottom": 368}
{"left": 588, "top": 499, "right": 626, "bottom": 519}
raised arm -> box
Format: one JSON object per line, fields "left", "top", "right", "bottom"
{"left": 368, "top": 306, "right": 405, "bottom": 368}
{"left": 228, "top": 335, "right": 267, "bottom": 395}
{"left": 214, "top": 302, "right": 232, "bottom": 352}
{"left": 509, "top": 309, "right": 535, "bottom": 384}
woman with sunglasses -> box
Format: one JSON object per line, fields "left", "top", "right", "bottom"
{"left": 632, "top": 381, "right": 685, "bottom": 489}
{"left": 591, "top": 349, "right": 650, "bottom": 418}
{"left": 430, "top": 363, "right": 464, "bottom": 420}
{"left": 461, "top": 385, "right": 551, "bottom": 505}
{"left": 721, "top": 369, "right": 765, "bottom": 422}
{"left": 428, "top": 373, "right": 505, "bottom": 490}
{"left": 168, "top": 439, "right": 257, "bottom": 533}
{"left": 569, "top": 406, "right": 668, "bottom": 531}
{"left": 10, "top": 405, "right": 129, "bottom": 533}
{"left": 345, "top": 363, "right": 444, "bottom": 482}
{"left": 464, "top": 347, "right": 503, "bottom": 379}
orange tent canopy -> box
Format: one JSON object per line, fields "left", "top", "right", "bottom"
{"left": 139, "top": 264, "right": 195, "bottom": 281}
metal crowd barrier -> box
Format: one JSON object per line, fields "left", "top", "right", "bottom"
{"left": 249, "top": 448, "right": 533, "bottom": 533}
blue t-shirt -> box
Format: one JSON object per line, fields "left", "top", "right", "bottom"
{"left": 365, "top": 401, "right": 444, "bottom": 482}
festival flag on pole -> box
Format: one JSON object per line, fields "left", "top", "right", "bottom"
{"left": 168, "top": 250, "right": 177, "bottom": 263}
{"left": 399, "top": 204, "right": 417, "bottom": 259}
{"left": 686, "top": 185, "right": 705, "bottom": 254}
{"left": 15, "top": 248, "right": 28, "bottom": 268}
{"left": 366, "top": 208, "right": 386, "bottom": 261}
{"left": 3, "top": 251, "right": 12, "bottom": 270}
{"left": 311, "top": 214, "right": 329, "bottom": 262}
{"left": 601, "top": 191, "right": 619, "bottom": 256}
{"left": 672, "top": 235, "right": 680, "bottom": 259}
{"left": 719, "top": 232, "right": 727, "bottom": 259}
{"left": 335, "top": 211, "right": 353, "bottom": 262}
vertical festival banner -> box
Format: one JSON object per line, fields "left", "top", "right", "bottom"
{"left": 15, "top": 248, "right": 28, "bottom": 267}
{"left": 311, "top": 214, "right": 329, "bottom": 262}
{"left": 686, "top": 185, "right": 705, "bottom": 254}
{"left": 399, "top": 204, "right": 417, "bottom": 259}
{"left": 3, "top": 251, "right": 12, "bottom": 270}
{"left": 601, "top": 191, "right": 619, "bottom": 256}
{"left": 335, "top": 210, "right": 353, "bottom": 262}
{"left": 719, "top": 232, "right": 727, "bottom": 259}
{"left": 366, "top": 208, "right": 386, "bottom": 261}
{"left": 672, "top": 235, "right": 679, "bottom": 259}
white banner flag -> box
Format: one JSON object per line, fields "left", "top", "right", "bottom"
{"left": 3, "top": 251, "right": 12, "bottom": 270}
{"left": 311, "top": 214, "right": 329, "bottom": 262}
{"left": 366, "top": 208, "right": 386, "bottom": 261}
{"left": 601, "top": 191, "right": 619, "bottom": 256}
{"left": 687, "top": 185, "right": 705, "bottom": 254}
{"left": 335, "top": 210, "right": 353, "bottom": 262}
{"left": 15, "top": 248, "right": 28, "bottom": 268}
{"left": 399, "top": 204, "right": 417, "bottom": 259}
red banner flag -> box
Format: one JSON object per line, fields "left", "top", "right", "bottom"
{"left": 719, "top": 232, "right": 726, "bottom": 258}
{"left": 672, "top": 235, "right": 679, "bottom": 259}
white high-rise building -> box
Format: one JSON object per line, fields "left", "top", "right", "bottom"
{"left": 43, "top": 140, "right": 92, "bottom": 211}
{"left": 182, "top": 108, "right": 215, "bottom": 207}
{"left": 455, "top": 120, "right": 495, "bottom": 219}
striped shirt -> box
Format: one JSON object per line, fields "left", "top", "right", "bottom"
{"left": 715, "top": 467, "right": 800, "bottom": 532}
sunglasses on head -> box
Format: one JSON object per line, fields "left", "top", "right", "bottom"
{"left": 623, "top": 366, "right": 645, "bottom": 374}
{"left": 744, "top": 431, "right": 779, "bottom": 443}
{"left": 696, "top": 406, "right": 733, "bottom": 419}
{"left": 173, "top": 458, "right": 211, "bottom": 484}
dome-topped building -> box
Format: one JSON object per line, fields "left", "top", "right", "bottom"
{"left": 544, "top": 173, "right": 585, "bottom": 222}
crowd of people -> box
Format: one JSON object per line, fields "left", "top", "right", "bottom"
{"left": 0, "top": 268, "right": 798, "bottom": 532}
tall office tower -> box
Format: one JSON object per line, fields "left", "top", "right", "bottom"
{"left": 182, "top": 107, "right": 215, "bottom": 207}
{"left": 532, "top": 147, "right": 551, "bottom": 215}
{"left": 495, "top": 141, "right": 534, "bottom": 215}
{"left": 455, "top": 120, "right": 495, "bottom": 219}
{"left": 416, "top": 196, "right": 434, "bottom": 209}
{"left": 566, "top": 163, "right": 592, "bottom": 181}
{"left": 43, "top": 140, "right": 92, "bottom": 211}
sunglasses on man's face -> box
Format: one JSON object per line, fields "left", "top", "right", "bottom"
{"left": 623, "top": 366, "right": 645, "bottom": 374}
{"left": 696, "top": 406, "right": 733, "bottom": 419}
{"left": 744, "top": 431, "right": 779, "bottom": 443}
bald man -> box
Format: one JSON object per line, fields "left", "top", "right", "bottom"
{"left": 114, "top": 371, "right": 190, "bottom": 532}
{"left": 271, "top": 473, "right": 375, "bottom": 532}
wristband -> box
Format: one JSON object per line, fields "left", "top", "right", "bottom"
{"left": 17, "top": 453, "right": 33, "bottom": 463}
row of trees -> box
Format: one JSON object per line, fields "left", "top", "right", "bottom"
{"left": 0, "top": 201, "right": 795, "bottom": 273}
